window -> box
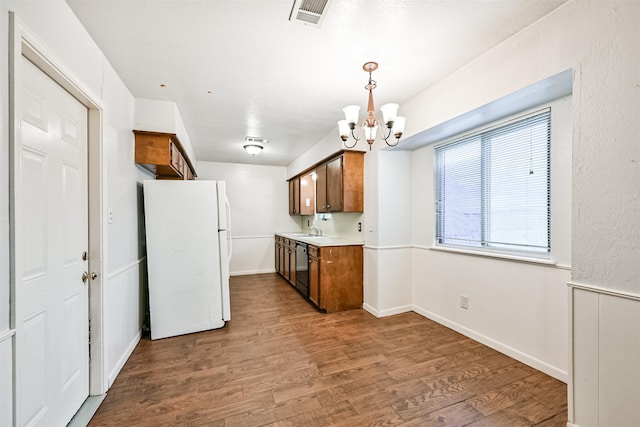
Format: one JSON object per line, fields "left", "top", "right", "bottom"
{"left": 435, "top": 109, "right": 551, "bottom": 256}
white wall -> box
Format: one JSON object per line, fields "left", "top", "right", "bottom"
{"left": 395, "top": 1, "right": 639, "bottom": 424}
{"left": 101, "top": 50, "right": 150, "bottom": 388}
{"left": 363, "top": 150, "right": 413, "bottom": 317}
{"left": 408, "top": 97, "right": 572, "bottom": 381}
{"left": 1, "top": 0, "right": 149, "bottom": 417}
{"left": 196, "top": 161, "right": 299, "bottom": 275}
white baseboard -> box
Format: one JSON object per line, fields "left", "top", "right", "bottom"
{"left": 108, "top": 330, "right": 141, "bottom": 388}
{"left": 412, "top": 304, "right": 568, "bottom": 383}
{"left": 362, "top": 303, "right": 412, "bottom": 318}
{"left": 362, "top": 303, "right": 379, "bottom": 317}
{"left": 230, "top": 268, "right": 276, "bottom": 276}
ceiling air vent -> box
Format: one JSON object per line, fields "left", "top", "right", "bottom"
{"left": 289, "top": 0, "right": 331, "bottom": 26}
{"left": 245, "top": 136, "right": 269, "bottom": 144}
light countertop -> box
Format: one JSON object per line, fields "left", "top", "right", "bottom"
{"left": 275, "top": 232, "right": 364, "bottom": 247}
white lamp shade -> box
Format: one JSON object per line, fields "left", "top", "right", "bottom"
{"left": 342, "top": 105, "right": 361, "bottom": 124}
{"left": 364, "top": 124, "right": 377, "bottom": 142}
{"left": 243, "top": 144, "right": 263, "bottom": 155}
{"left": 337, "top": 120, "right": 350, "bottom": 138}
{"left": 392, "top": 116, "right": 406, "bottom": 134}
{"left": 380, "top": 103, "right": 399, "bottom": 125}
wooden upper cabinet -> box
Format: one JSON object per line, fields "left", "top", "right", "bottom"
{"left": 288, "top": 177, "right": 300, "bottom": 215}
{"left": 134, "top": 130, "right": 197, "bottom": 180}
{"left": 299, "top": 172, "right": 315, "bottom": 215}
{"left": 316, "top": 151, "right": 364, "bottom": 213}
{"left": 325, "top": 156, "right": 343, "bottom": 212}
{"left": 315, "top": 163, "right": 327, "bottom": 213}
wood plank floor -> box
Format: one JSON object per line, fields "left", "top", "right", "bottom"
{"left": 89, "top": 273, "right": 567, "bottom": 427}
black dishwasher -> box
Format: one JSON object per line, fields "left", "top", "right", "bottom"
{"left": 295, "top": 242, "right": 309, "bottom": 298}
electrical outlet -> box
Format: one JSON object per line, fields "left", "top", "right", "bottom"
{"left": 108, "top": 208, "right": 114, "bottom": 224}
{"left": 307, "top": 220, "right": 310, "bottom": 226}
{"left": 358, "top": 222, "right": 362, "bottom": 232}
{"left": 460, "top": 295, "right": 469, "bottom": 310}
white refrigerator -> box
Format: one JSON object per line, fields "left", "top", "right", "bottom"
{"left": 143, "top": 180, "right": 232, "bottom": 340}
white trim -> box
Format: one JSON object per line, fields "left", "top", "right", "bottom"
{"left": 378, "top": 305, "right": 413, "bottom": 317}
{"left": 567, "top": 285, "right": 575, "bottom": 424}
{"left": 412, "top": 304, "right": 568, "bottom": 383}
{"left": 231, "top": 268, "right": 276, "bottom": 276}
{"left": 567, "top": 423, "right": 579, "bottom": 427}
{"left": 0, "top": 329, "right": 15, "bottom": 343}
{"left": 231, "top": 235, "right": 274, "bottom": 240}
{"left": 363, "top": 245, "right": 413, "bottom": 251}
{"left": 106, "top": 258, "right": 145, "bottom": 281}
{"left": 362, "top": 303, "right": 412, "bottom": 318}
{"left": 107, "top": 331, "right": 141, "bottom": 388}
{"left": 362, "top": 303, "right": 379, "bottom": 317}
{"left": 567, "top": 281, "right": 640, "bottom": 301}
{"left": 367, "top": 244, "right": 571, "bottom": 269}
{"left": 430, "top": 245, "right": 555, "bottom": 265}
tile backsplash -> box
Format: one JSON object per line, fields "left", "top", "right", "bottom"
{"left": 300, "top": 212, "right": 364, "bottom": 240}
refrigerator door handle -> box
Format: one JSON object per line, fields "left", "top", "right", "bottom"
{"left": 224, "top": 195, "right": 232, "bottom": 231}
{"left": 227, "top": 230, "right": 233, "bottom": 261}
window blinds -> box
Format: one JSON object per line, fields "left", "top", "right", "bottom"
{"left": 435, "top": 109, "right": 551, "bottom": 254}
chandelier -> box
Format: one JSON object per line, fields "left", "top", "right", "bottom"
{"left": 338, "top": 61, "right": 406, "bottom": 150}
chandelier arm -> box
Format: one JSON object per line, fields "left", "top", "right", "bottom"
{"left": 380, "top": 125, "right": 400, "bottom": 147}
{"left": 343, "top": 137, "right": 358, "bottom": 149}
{"left": 342, "top": 127, "right": 360, "bottom": 149}
{"left": 351, "top": 126, "right": 361, "bottom": 143}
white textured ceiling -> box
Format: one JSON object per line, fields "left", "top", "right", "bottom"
{"left": 66, "top": 0, "right": 568, "bottom": 166}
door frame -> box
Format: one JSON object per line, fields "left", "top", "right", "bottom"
{"left": 8, "top": 12, "right": 107, "bottom": 407}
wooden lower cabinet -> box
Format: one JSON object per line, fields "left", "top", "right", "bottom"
{"left": 308, "top": 245, "right": 320, "bottom": 306}
{"left": 275, "top": 236, "right": 363, "bottom": 312}
{"left": 275, "top": 237, "right": 296, "bottom": 286}
{"left": 308, "top": 244, "right": 362, "bottom": 313}
{"left": 287, "top": 239, "right": 296, "bottom": 285}
{"left": 275, "top": 236, "right": 283, "bottom": 275}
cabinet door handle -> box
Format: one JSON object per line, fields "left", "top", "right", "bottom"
{"left": 327, "top": 204, "right": 331, "bottom": 208}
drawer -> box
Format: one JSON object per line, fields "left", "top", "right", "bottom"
{"left": 308, "top": 245, "right": 319, "bottom": 258}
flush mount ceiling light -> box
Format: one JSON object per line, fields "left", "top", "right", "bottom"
{"left": 243, "top": 144, "right": 263, "bottom": 155}
{"left": 338, "top": 62, "right": 407, "bottom": 151}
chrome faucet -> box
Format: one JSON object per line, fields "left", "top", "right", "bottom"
{"left": 310, "top": 224, "right": 323, "bottom": 236}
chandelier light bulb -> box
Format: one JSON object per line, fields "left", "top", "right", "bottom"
{"left": 337, "top": 120, "right": 350, "bottom": 141}
{"left": 380, "top": 103, "right": 399, "bottom": 126}
{"left": 342, "top": 105, "right": 361, "bottom": 125}
{"left": 392, "top": 116, "right": 407, "bottom": 137}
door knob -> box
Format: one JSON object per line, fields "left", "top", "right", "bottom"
{"left": 82, "top": 272, "right": 98, "bottom": 283}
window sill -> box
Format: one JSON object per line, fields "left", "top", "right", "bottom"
{"left": 429, "top": 245, "right": 569, "bottom": 269}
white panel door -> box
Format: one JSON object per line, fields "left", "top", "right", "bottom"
{"left": 15, "top": 56, "right": 89, "bottom": 426}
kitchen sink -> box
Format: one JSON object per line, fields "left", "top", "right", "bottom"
{"left": 302, "top": 237, "right": 333, "bottom": 243}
